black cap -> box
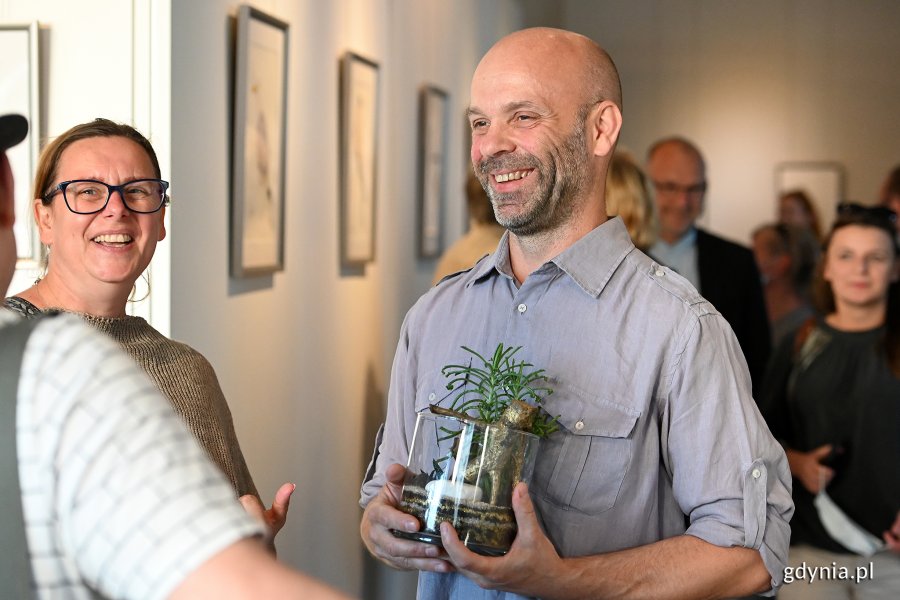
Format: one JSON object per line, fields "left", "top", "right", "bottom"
{"left": 0, "top": 114, "right": 28, "bottom": 152}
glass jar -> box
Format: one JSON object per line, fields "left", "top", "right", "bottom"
{"left": 393, "top": 411, "right": 539, "bottom": 556}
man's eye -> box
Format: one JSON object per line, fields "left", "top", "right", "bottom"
{"left": 514, "top": 114, "right": 534, "bottom": 123}
{"left": 471, "top": 119, "right": 488, "bottom": 130}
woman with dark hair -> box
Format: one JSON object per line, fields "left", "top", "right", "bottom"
{"left": 779, "top": 189, "right": 824, "bottom": 241}
{"left": 4, "top": 118, "right": 291, "bottom": 548}
{"left": 760, "top": 204, "right": 900, "bottom": 599}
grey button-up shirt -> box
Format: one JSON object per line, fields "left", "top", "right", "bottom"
{"left": 361, "top": 217, "right": 793, "bottom": 599}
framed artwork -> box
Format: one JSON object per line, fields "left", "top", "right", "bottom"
{"left": 417, "top": 86, "right": 448, "bottom": 258}
{"left": 339, "top": 51, "right": 379, "bottom": 267}
{"left": 0, "top": 22, "right": 41, "bottom": 265}
{"left": 775, "top": 162, "right": 844, "bottom": 231}
{"left": 230, "top": 5, "right": 289, "bottom": 278}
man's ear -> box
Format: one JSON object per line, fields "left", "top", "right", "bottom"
{"left": 34, "top": 198, "right": 54, "bottom": 244}
{"left": 590, "top": 100, "right": 622, "bottom": 159}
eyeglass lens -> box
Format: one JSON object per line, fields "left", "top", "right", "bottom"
{"left": 63, "top": 179, "right": 167, "bottom": 214}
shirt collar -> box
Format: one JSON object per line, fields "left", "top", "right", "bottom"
{"left": 468, "top": 217, "right": 635, "bottom": 298}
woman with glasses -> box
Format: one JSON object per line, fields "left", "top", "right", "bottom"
{"left": 760, "top": 204, "right": 900, "bottom": 599}
{"left": 4, "top": 118, "right": 291, "bottom": 549}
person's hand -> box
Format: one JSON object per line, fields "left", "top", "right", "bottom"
{"left": 884, "top": 510, "right": 900, "bottom": 554}
{"left": 786, "top": 445, "right": 835, "bottom": 494}
{"left": 360, "top": 463, "right": 452, "bottom": 572}
{"left": 240, "top": 482, "right": 295, "bottom": 554}
{"left": 438, "top": 482, "right": 562, "bottom": 596}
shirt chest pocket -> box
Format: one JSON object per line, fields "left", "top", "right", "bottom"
{"left": 532, "top": 388, "right": 639, "bottom": 516}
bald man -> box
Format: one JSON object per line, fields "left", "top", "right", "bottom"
{"left": 360, "top": 29, "right": 792, "bottom": 599}
{"left": 646, "top": 137, "right": 771, "bottom": 396}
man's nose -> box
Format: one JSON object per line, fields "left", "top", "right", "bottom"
{"left": 474, "top": 122, "right": 516, "bottom": 159}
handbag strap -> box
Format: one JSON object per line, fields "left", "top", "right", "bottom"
{"left": 0, "top": 316, "right": 46, "bottom": 598}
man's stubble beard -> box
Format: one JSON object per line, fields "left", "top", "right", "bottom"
{"left": 476, "top": 119, "right": 590, "bottom": 238}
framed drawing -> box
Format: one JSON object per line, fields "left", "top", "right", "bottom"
{"left": 231, "top": 5, "right": 289, "bottom": 278}
{"left": 417, "top": 86, "right": 448, "bottom": 258}
{"left": 775, "top": 162, "right": 844, "bottom": 232}
{"left": 339, "top": 52, "right": 379, "bottom": 267}
{"left": 1, "top": 22, "right": 41, "bottom": 265}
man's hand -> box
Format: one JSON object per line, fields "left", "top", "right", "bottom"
{"left": 439, "top": 482, "right": 563, "bottom": 596}
{"left": 360, "top": 463, "right": 452, "bottom": 572}
{"left": 240, "top": 482, "right": 295, "bottom": 554}
{"left": 786, "top": 445, "right": 834, "bottom": 494}
{"left": 884, "top": 510, "right": 900, "bottom": 554}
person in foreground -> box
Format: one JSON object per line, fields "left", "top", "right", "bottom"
{"left": 3, "top": 118, "right": 290, "bottom": 547}
{"left": 760, "top": 204, "right": 900, "bottom": 599}
{"left": 359, "top": 28, "right": 793, "bottom": 599}
{"left": 0, "top": 114, "right": 348, "bottom": 599}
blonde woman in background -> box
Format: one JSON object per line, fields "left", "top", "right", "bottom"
{"left": 605, "top": 150, "right": 658, "bottom": 251}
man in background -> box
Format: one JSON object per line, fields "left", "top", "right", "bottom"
{"left": 647, "top": 137, "right": 771, "bottom": 394}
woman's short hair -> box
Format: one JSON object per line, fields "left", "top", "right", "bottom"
{"left": 34, "top": 118, "right": 161, "bottom": 205}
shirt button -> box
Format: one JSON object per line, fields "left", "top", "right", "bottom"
{"left": 517, "top": 303, "right": 527, "bottom": 313}
{"left": 428, "top": 392, "right": 436, "bottom": 402}
{"left": 574, "top": 420, "right": 585, "bottom": 431}
{"left": 751, "top": 468, "right": 761, "bottom": 479}
{"left": 655, "top": 268, "right": 665, "bottom": 277}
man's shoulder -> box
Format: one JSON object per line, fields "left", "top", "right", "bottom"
{"left": 620, "top": 250, "right": 716, "bottom": 319}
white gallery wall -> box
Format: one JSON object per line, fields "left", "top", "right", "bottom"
{"left": 524, "top": 0, "right": 900, "bottom": 246}
{"left": 169, "top": 1, "right": 520, "bottom": 598}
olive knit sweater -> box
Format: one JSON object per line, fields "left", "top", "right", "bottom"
{"left": 4, "top": 296, "right": 258, "bottom": 498}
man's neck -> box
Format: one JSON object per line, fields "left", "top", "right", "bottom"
{"left": 508, "top": 209, "right": 606, "bottom": 284}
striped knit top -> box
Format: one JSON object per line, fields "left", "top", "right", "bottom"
{"left": 4, "top": 295, "right": 257, "bottom": 499}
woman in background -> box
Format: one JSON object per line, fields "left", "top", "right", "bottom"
{"left": 760, "top": 204, "right": 900, "bottom": 599}
{"left": 4, "top": 118, "right": 291, "bottom": 547}
{"left": 751, "top": 222, "right": 820, "bottom": 347}
{"left": 779, "top": 189, "right": 823, "bottom": 241}
{"left": 605, "top": 151, "right": 657, "bottom": 252}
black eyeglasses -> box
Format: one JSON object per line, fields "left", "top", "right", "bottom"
{"left": 45, "top": 179, "right": 170, "bottom": 214}
{"left": 651, "top": 180, "right": 707, "bottom": 198}
{"left": 836, "top": 202, "right": 897, "bottom": 224}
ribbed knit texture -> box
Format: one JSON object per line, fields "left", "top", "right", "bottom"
{"left": 4, "top": 296, "right": 257, "bottom": 498}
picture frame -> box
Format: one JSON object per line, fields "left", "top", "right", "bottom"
{"left": 339, "top": 51, "right": 379, "bottom": 267}
{"left": 417, "top": 85, "right": 449, "bottom": 258}
{"left": 775, "top": 162, "right": 844, "bottom": 231}
{"left": 1, "top": 22, "right": 41, "bottom": 265}
{"left": 230, "top": 5, "right": 289, "bottom": 278}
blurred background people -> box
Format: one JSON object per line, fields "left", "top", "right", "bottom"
{"left": 879, "top": 164, "right": 900, "bottom": 236}
{"left": 760, "top": 203, "right": 900, "bottom": 599}
{"left": 752, "top": 222, "right": 820, "bottom": 347}
{"left": 605, "top": 150, "right": 657, "bottom": 252}
{"left": 3, "top": 118, "right": 291, "bottom": 548}
{"left": 646, "top": 136, "right": 770, "bottom": 395}
{"left": 778, "top": 189, "right": 823, "bottom": 241}
{"left": 431, "top": 171, "right": 503, "bottom": 284}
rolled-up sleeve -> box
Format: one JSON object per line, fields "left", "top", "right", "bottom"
{"left": 665, "top": 311, "right": 793, "bottom": 595}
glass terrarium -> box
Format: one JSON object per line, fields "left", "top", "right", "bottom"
{"left": 393, "top": 410, "right": 539, "bottom": 556}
